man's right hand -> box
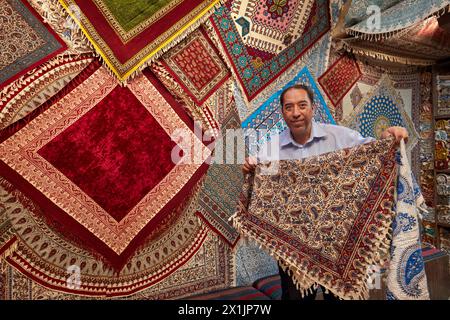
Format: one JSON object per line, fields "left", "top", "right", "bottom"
{"left": 242, "top": 156, "right": 257, "bottom": 175}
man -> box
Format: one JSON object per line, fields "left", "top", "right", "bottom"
{"left": 242, "top": 84, "right": 408, "bottom": 300}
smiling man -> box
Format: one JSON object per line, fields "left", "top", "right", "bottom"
{"left": 242, "top": 84, "right": 408, "bottom": 301}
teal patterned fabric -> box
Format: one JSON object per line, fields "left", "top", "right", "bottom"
{"left": 346, "top": 0, "right": 449, "bottom": 36}
{"left": 233, "top": 30, "right": 332, "bottom": 122}
{"left": 303, "top": 32, "right": 332, "bottom": 79}
{"left": 235, "top": 242, "right": 278, "bottom": 286}
{"left": 208, "top": 0, "right": 330, "bottom": 102}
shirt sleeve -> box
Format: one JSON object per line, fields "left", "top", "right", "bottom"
{"left": 338, "top": 126, "right": 376, "bottom": 149}
{"left": 349, "top": 129, "right": 375, "bottom": 144}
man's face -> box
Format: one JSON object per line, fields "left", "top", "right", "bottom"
{"left": 281, "top": 88, "right": 314, "bottom": 138}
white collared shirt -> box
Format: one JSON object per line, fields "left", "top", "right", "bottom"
{"left": 257, "top": 121, "right": 375, "bottom": 162}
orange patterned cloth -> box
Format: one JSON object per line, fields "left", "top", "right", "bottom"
{"left": 318, "top": 55, "right": 361, "bottom": 106}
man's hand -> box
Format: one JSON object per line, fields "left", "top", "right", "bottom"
{"left": 242, "top": 156, "right": 257, "bottom": 175}
{"left": 381, "top": 126, "right": 408, "bottom": 144}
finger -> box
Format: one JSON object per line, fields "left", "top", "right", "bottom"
{"left": 245, "top": 163, "right": 255, "bottom": 171}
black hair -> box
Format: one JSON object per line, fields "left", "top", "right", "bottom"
{"left": 279, "top": 84, "right": 314, "bottom": 108}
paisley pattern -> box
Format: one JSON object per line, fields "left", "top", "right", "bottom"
{"left": 0, "top": 0, "right": 66, "bottom": 88}
{"left": 0, "top": 0, "right": 45, "bottom": 68}
{"left": 233, "top": 138, "right": 398, "bottom": 299}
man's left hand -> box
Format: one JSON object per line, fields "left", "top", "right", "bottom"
{"left": 381, "top": 126, "right": 408, "bottom": 144}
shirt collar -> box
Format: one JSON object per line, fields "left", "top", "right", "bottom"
{"left": 280, "top": 121, "right": 327, "bottom": 148}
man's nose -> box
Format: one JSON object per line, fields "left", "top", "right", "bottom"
{"left": 292, "top": 105, "right": 302, "bottom": 117}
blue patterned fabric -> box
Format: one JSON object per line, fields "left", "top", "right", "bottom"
{"left": 304, "top": 32, "right": 332, "bottom": 79}
{"left": 342, "top": 74, "right": 419, "bottom": 151}
{"left": 356, "top": 96, "right": 403, "bottom": 138}
{"left": 386, "top": 140, "right": 430, "bottom": 300}
{"left": 346, "top": 0, "right": 449, "bottom": 36}
{"left": 235, "top": 242, "right": 279, "bottom": 286}
{"left": 241, "top": 67, "right": 335, "bottom": 156}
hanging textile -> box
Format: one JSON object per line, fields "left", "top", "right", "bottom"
{"left": 233, "top": 138, "right": 397, "bottom": 299}
{"left": 386, "top": 140, "right": 430, "bottom": 300}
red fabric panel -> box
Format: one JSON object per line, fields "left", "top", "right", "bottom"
{"left": 0, "top": 63, "right": 210, "bottom": 270}
{"left": 38, "top": 86, "right": 176, "bottom": 221}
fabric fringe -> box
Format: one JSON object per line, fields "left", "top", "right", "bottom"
{"left": 231, "top": 153, "right": 398, "bottom": 300}
{"left": 121, "top": 0, "right": 226, "bottom": 84}
{"left": 341, "top": 41, "right": 435, "bottom": 66}
{"left": 0, "top": 54, "right": 94, "bottom": 125}
{"left": 28, "top": 0, "right": 91, "bottom": 53}
{"left": 344, "top": 4, "right": 450, "bottom": 41}
{"left": 40, "top": 0, "right": 225, "bottom": 83}
{"left": 35, "top": 0, "right": 118, "bottom": 76}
